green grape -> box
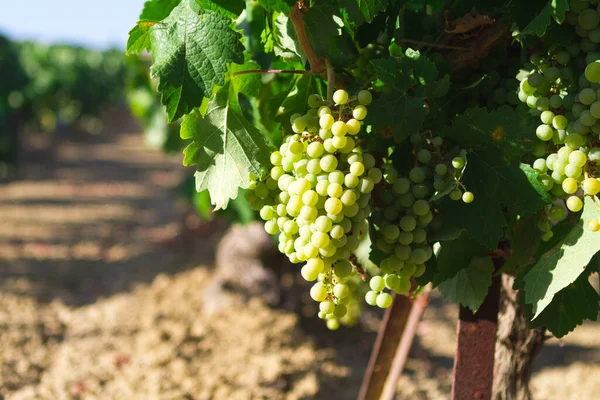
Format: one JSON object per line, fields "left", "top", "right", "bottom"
{"left": 365, "top": 290, "right": 378, "bottom": 306}
{"left": 417, "top": 149, "right": 432, "bottom": 164}
{"left": 569, "top": 150, "right": 587, "bottom": 167}
{"left": 358, "top": 90, "right": 372, "bottom": 105}
{"left": 333, "top": 283, "right": 350, "bottom": 298}
{"left": 400, "top": 215, "right": 417, "bottom": 232}
{"left": 325, "top": 197, "right": 343, "bottom": 215}
{"left": 350, "top": 162, "right": 365, "bottom": 176}
{"left": 353, "top": 105, "right": 368, "bottom": 120}
{"left": 412, "top": 199, "right": 430, "bottom": 216}
{"left": 376, "top": 293, "right": 393, "bottom": 308}
{"left": 462, "top": 191, "right": 475, "bottom": 203}
{"left": 589, "top": 218, "right": 600, "bottom": 232}
{"left": 435, "top": 163, "right": 448, "bottom": 175}
{"left": 393, "top": 178, "right": 411, "bottom": 194}
{"left": 583, "top": 177, "right": 600, "bottom": 195}
{"left": 320, "top": 155, "right": 338, "bottom": 172}
{"left": 536, "top": 124, "right": 554, "bottom": 141}
{"left": 550, "top": 95, "right": 563, "bottom": 109}
{"left": 334, "top": 260, "right": 352, "bottom": 278}
{"left": 549, "top": 205, "right": 566, "bottom": 221}
{"left": 319, "top": 114, "right": 334, "bottom": 130}
{"left": 370, "top": 276, "right": 385, "bottom": 292}
{"left": 345, "top": 174, "right": 359, "bottom": 188}
{"left": 452, "top": 157, "right": 465, "bottom": 169}
{"left": 320, "top": 300, "right": 335, "bottom": 314}
{"left": 579, "top": 8, "right": 600, "bottom": 30}
{"left": 409, "top": 167, "right": 426, "bottom": 183}
{"left": 533, "top": 158, "right": 548, "bottom": 173}
{"left": 586, "top": 61, "right": 600, "bottom": 83}
{"left": 541, "top": 111, "right": 555, "bottom": 125}
{"left": 449, "top": 188, "right": 462, "bottom": 200}
{"left": 562, "top": 177, "right": 580, "bottom": 195}
{"left": 333, "top": 89, "right": 349, "bottom": 105}
{"left": 566, "top": 196, "right": 584, "bottom": 212}
{"left": 346, "top": 119, "right": 361, "bottom": 135}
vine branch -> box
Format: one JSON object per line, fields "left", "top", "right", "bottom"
{"left": 290, "top": 1, "right": 326, "bottom": 75}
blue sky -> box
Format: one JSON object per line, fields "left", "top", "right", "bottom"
{"left": 0, "top": 1, "right": 144, "bottom": 49}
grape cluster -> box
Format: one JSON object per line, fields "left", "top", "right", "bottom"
{"left": 365, "top": 134, "right": 472, "bottom": 308}
{"left": 250, "top": 89, "right": 381, "bottom": 327}
{"left": 516, "top": 1, "right": 600, "bottom": 237}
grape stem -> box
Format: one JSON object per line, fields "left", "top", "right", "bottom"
{"left": 349, "top": 253, "right": 367, "bottom": 281}
{"left": 326, "top": 59, "right": 335, "bottom": 104}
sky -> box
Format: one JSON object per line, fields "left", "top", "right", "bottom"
{"left": 0, "top": 0, "right": 144, "bottom": 49}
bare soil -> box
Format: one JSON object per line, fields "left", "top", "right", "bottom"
{"left": 1, "top": 110, "right": 598, "bottom": 400}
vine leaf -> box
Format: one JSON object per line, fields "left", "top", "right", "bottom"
{"left": 338, "top": 0, "right": 390, "bottom": 28}
{"left": 521, "top": 0, "right": 569, "bottom": 37}
{"left": 139, "top": 0, "right": 181, "bottom": 20}
{"left": 521, "top": 197, "right": 600, "bottom": 319}
{"left": 141, "top": 0, "right": 245, "bottom": 122}
{"left": 446, "top": 106, "right": 538, "bottom": 163}
{"left": 180, "top": 80, "right": 270, "bottom": 210}
{"left": 524, "top": 268, "right": 600, "bottom": 338}
{"left": 259, "top": 0, "right": 295, "bottom": 13}
{"left": 503, "top": 214, "right": 541, "bottom": 274}
{"left": 304, "top": 3, "right": 344, "bottom": 58}
{"left": 438, "top": 256, "right": 495, "bottom": 312}
{"left": 433, "top": 232, "right": 488, "bottom": 285}
{"left": 273, "top": 14, "right": 305, "bottom": 65}
{"left": 127, "top": 22, "right": 156, "bottom": 55}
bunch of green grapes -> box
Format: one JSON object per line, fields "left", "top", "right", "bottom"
{"left": 365, "top": 134, "right": 473, "bottom": 309}
{"left": 250, "top": 89, "right": 381, "bottom": 329}
{"left": 516, "top": 1, "right": 600, "bottom": 237}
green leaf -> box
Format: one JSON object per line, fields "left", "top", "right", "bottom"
{"left": 368, "top": 93, "right": 427, "bottom": 141}
{"left": 433, "top": 232, "right": 488, "bottom": 285}
{"left": 194, "top": 0, "right": 245, "bottom": 19}
{"left": 438, "top": 256, "right": 495, "bottom": 312}
{"left": 149, "top": 0, "right": 245, "bottom": 121}
{"left": 304, "top": 4, "right": 343, "bottom": 58}
{"left": 522, "top": 197, "right": 600, "bottom": 319}
{"left": 127, "top": 22, "right": 156, "bottom": 55}
{"left": 338, "top": 0, "right": 390, "bottom": 27}
{"left": 273, "top": 13, "right": 305, "bottom": 65}
{"left": 139, "top": 0, "right": 181, "bottom": 20}
{"left": 276, "top": 74, "right": 321, "bottom": 124}
{"left": 259, "top": 0, "right": 295, "bottom": 13}
{"left": 180, "top": 82, "right": 270, "bottom": 210}
{"left": 503, "top": 214, "right": 541, "bottom": 274}
{"left": 525, "top": 269, "right": 600, "bottom": 338}
{"left": 521, "top": 0, "right": 570, "bottom": 37}
{"left": 228, "top": 57, "right": 262, "bottom": 99}
{"left": 446, "top": 106, "right": 538, "bottom": 163}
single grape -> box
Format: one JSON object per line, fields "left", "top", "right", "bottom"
{"left": 588, "top": 218, "right": 600, "bottom": 232}
{"left": 365, "top": 290, "right": 378, "bottom": 306}
{"left": 353, "top": 105, "right": 368, "bottom": 120}
{"left": 358, "top": 90, "right": 372, "bottom": 105}
{"left": 582, "top": 177, "right": 600, "bottom": 195}
{"left": 548, "top": 205, "right": 566, "bottom": 221}
{"left": 333, "top": 89, "right": 349, "bottom": 105}
{"left": 452, "top": 157, "right": 465, "bottom": 169}
{"left": 449, "top": 188, "right": 462, "bottom": 200}
{"left": 370, "top": 276, "right": 385, "bottom": 292}
{"left": 462, "top": 191, "right": 475, "bottom": 203}
{"left": 331, "top": 121, "right": 348, "bottom": 137}
{"left": 376, "top": 292, "right": 393, "bottom": 308}
{"left": 562, "top": 177, "right": 579, "bottom": 194}
{"left": 566, "top": 196, "right": 584, "bottom": 212}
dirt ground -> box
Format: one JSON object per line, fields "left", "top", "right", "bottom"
{"left": 0, "top": 110, "right": 598, "bottom": 400}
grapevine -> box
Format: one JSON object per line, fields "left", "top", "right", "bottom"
{"left": 127, "top": 0, "right": 600, "bottom": 357}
